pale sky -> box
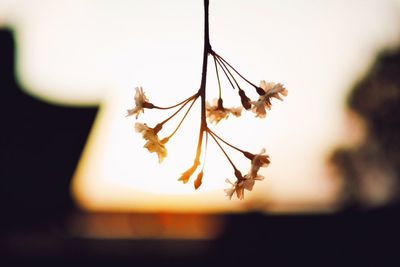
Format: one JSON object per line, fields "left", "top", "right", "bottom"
{"left": 1, "top": 0, "right": 400, "bottom": 213}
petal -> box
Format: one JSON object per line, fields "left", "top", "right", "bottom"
{"left": 126, "top": 107, "right": 139, "bottom": 117}
{"left": 224, "top": 188, "right": 235, "bottom": 199}
{"left": 135, "top": 122, "right": 147, "bottom": 133}
{"left": 254, "top": 175, "right": 264, "bottom": 181}
{"left": 156, "top": 146, "right": 167, "bottom": 163}
{"left": 259, "top": 80, "right": 268, "bottom": 90}
{"left": 243, "top": 179, "right": 255, "bottom": 191}
{"left": 229, "top": 107, "right": 242, "bottom": 117}
{"left": 225, "top": 178, "right": 234, "bottom": 185}
{"left": 235, "top": 186, "right": 245, "bottom": 200}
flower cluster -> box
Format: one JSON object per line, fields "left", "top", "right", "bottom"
{"left": 224, "top": 151, "right": 269, "bottom": 200}
{"left": 209, "top": 50, "right": 288, "bottom": 119}
{"left": 127, "top": 51, "right": 286, "bottom": 200}
{"left": 126, "top": 0, "right": 287, "bottom": 200}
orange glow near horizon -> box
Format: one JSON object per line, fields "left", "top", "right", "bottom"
{"left": 2, "top": 0, "right": 400, "bottom": 213}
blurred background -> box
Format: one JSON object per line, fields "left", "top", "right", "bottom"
{"left": 1, "top": 0, "right": 400, "bottom": 266}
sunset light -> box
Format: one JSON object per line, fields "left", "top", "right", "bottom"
{"left": 2, "top": 0, "right": 400, "bottom": 213}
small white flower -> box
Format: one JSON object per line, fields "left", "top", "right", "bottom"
{"left": 251, "top": 81, "right": 288, "bottom": 118}
{"left": 242, "top": 174, "right": 264, "bottom": 191}
{"left": 249, "top": 148, "right": 270, "bottom": 178}
{"left": 206, "top": 99, "right": 242, "bottom": 124}
{"left": 224, "top": 179, "right": 234, "bottom": 199}
{"left": 135, "top": 122, "right": 167, "bottom": 163}
{"left": 224, "top": 179, "right": 244, "bottom": 200}
{"left": 127, "top": 87, "right": 149, "bottom": 119}
{"left": 251, "top": 99, "right": 268, "bottom": 118}
{"left": 224, "top": 174, "right": 263, "bottom": 200}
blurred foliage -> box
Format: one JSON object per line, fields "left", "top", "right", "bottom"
{"left": 331, "top": 48, "right": 400, "bottom": 208}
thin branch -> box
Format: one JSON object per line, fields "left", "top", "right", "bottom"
{"left": 214, "top": 54, "right": 239, "bottom": 89}
{"left": 207, "top": 128, "right": 247, "bottom": 154}
{"left": 152, "top": 93, "right": 198, "bottom": 110}
{"left": 193, "top": 0, "right": 210, "bottom": 164}
{"left": 214, "top": 52, "right": 258, "bottom": 89}
{"left": 209, "top": 129, "right": 237, "bottom": 170}
{"left": 213, "top": 55, "right": 222, "bottom": 99}
{"left": 167, "top": 96, "right": 198, "bottom": 139}
{"left": 201, "top": 131, "right": 209, "bottom": 172}
{"left": 156, "top": 95, "right": 198, "bottom": 129}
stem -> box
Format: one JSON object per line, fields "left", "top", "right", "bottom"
{"left": 152, "top": 93, "right": 198, "bottom": 110}
{"left": 215, "top": 56, "right": 236, "bottom": 90}
{"left": 193, "top": 0, "right": 210, "bottom": 165}
{"left": 214, "top": 52, "right": 258, "bottom": 89}
{"left": 201, "top": 131, "right": 209, "bottom": 171}
{"left": 215, "top": 55, "right": 240, "bottom": 89}
{"left": 213, "top": 55, "right": 222, "bottom": 99}
{"left": 207, "top": 128, "right": 247, "bottom": 154}
{"left": 209, "top": 129, "right": 237, "bottom": 170}
{"left": 155, "top": 96, "right": 196, "bottom": 131}
{"left": 167, "top": 96, "right": 198, "bottom": 139}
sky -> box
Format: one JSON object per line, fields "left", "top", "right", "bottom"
{"left": 1, "top": 0, "right": 400, "bottom": 213}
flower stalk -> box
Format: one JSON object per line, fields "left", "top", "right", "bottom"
{"left": 126, "top": 0, "right": 287, "bottom": 199}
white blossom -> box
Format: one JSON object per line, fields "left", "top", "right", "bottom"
{"left": 135, "top": 122, "right": 167, "bottom": 163}
{"left": 251, "top": 81, "right": 288, "bottom": 118}
{"left": 249, "top": 148, "right": 270, "bottom": 178}
{"left": 206, "top": 99, "right": 242, "bottom": 124}
{"left": 224, "top": 175, "right": 263, "bottom": 200}
{"left": 127, "top": 87, "right": 149, "bottom": 119}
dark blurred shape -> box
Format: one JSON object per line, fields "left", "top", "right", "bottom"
{"left": 1, "top": 27, "right": 400, "bottom": 267}
{"left": 331, "top": 48, "right": 400, "bottom": 208}
{"left": 2, "top": 211, "right": 400, "bottom": 267}
{"left": 0, "top": 29, "right": 98, "bottom": 232}
{"left": 69, "top": 211, "right": 225, "bottom": 240}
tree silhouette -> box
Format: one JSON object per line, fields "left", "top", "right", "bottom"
{"left": 331, "top": 47, "right": 400, "bottom": 208}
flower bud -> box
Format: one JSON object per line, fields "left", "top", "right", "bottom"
{"left": 256, "top": 87, "right": 266, "bottom": 95}
{"left": 217, "top": 98, "right": 224, "bottom": 110}
{"left": 238, "top": 89, "right": 251, "bottom": 110}
{"left": 194, "top": 171, "right": 203, "bottom": 190}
